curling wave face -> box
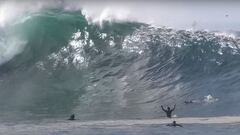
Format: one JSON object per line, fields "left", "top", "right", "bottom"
{"left": 0, "top": 8, "right": 240, "bottom": 122}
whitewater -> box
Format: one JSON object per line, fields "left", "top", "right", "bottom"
{"left": 1, "top": 1, "right": 240, "bottom": 135}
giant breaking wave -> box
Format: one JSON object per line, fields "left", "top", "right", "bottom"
{"left": 0, "top": 9, "right": 240, "bottom": 122}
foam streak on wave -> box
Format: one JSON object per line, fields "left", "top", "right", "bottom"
{"left": 0, "top": 36, "right": 26, "bottom": 65}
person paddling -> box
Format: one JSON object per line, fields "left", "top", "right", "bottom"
{"left": 167, "top": 121, "right": 183, "bottom": 127}
{"left": 161, "top": 104, "right": 176, "bottom": 118}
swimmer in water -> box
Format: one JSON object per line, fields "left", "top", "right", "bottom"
{"left": 68, "top": 114, "right": 75, "bottom": 120}
{"left": 184, "top": 100, "right": 193, "bottom": 104}
{"left": 167, "top": 121, "right": 183, "bottom": 127}
{"left": 161, "top": 104, "right": 176, "bottom": 118}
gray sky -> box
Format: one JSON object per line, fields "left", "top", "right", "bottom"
{"left": 80, "top": 1, "right": 240, "bottom": 31}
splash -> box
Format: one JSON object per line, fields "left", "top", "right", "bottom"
{"left": 203, "top": 95, "right": 219, "bottom": 103}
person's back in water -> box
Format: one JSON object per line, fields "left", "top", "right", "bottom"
{"left": 68, "top": 114, "right": 75, "bottom": 120}
{"left": 161, "top": 104, "right": 176, "bottom": 118}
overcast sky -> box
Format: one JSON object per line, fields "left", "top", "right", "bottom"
{"left": 79, "top": 1, "right": 240, "bottom": 30}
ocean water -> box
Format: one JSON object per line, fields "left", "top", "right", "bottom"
{"left": 1, "top": 119, "right": 240, "bottom": 135}
{"left": 0, "top": 1, "right": 240, "bottom": 134}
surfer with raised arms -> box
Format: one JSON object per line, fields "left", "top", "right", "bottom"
{"left": 161, "top": 104, "right": 176, "bottom": 118}
{"left": 167, "top": 121, "right": 183, "bottom": 127}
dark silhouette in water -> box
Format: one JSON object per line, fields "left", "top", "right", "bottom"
{"left": 68, "top": 114, "right": 75, "bottom": 120}
{"left": 184, "top": 100, "right": 193, "bottom": 104}
{"left": 161, "top": 104, "right": 176, "bottom": 118}
{"left": 167, "top": 121, "right": 183, "bottom": 127}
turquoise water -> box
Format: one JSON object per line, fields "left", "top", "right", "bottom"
{"left": 0, "top": 2, "right": 240, "bottom": 134}
{"left": 1, "top": 8, "right": 240, "bottom": 122}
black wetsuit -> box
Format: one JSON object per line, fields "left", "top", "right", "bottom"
{"left": 161, "top": 105, "right": 176, "bottom": 118}
{"left": 167, "top": 121, "right": 183, "bottom": 127}
{"left": 68, "top": 114, "right": 75, "bottom": 120}
{"left": 184, "top": 100, "right": 193, "bottom": 104}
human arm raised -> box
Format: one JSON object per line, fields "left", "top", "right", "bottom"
{"left": 161, "top": 105, "right": 167, "bottom": 112}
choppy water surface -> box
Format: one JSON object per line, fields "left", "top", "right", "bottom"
{"left": 1, "top": 1, "right": 240, "bottom": 135}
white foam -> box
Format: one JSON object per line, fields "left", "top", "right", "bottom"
{"left": 203, "top": 95, "right": 219, "bottom": 103}
{"left": 0, "top": 2, "right": 34, "bottom": 27}
{"left": 214, "top": 32, "right": 236, "bottom": 39}
{"left": 45, "top": 29, "right": 90, "bottom": 69}
{"left": 82, "top": 6, "right": 130, "bottom": 27}
{"left": 0, "top": 37, "right": 26, "bottom": 65}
